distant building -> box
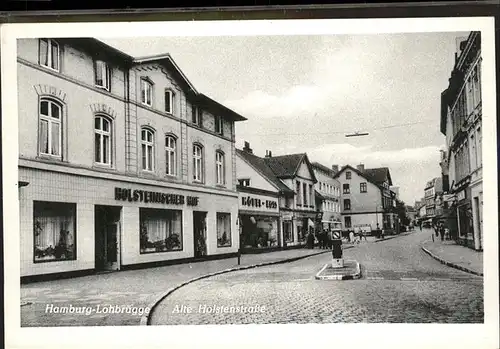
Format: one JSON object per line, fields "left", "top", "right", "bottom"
{"left": 334, "top": 164, "right": 397, "bottom": 233}
{"left": 236, "top": 143, "right": 317, "bottom": 248}
{"left": 406, "top": 206, "right": 417, "bottom": 222}
{"left": 424, "top": 177, "right": 443, "bottom": 219}
{"left": 440, "top": 31, "right": 482, "bottom": 250}
{"left": 311, "top": 162, "right": 342, "bottom": 232}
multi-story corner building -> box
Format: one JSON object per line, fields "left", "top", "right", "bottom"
{"left": 236, "top": 143, "right": 317, "bottom": 247}
{"left": 311, "top": 162, "right": 342, "bottom": 232}
{"left": 440, "top": 31, "right": 482, "bottom": 250}
{"left": 334, "top": 164, "right": 397, "bottom": 233}
{"left": 17, "top": 38, "right": 247, "bottom": 280}
{"left": 424, "top": 177, "right": 443, "bottom": 219}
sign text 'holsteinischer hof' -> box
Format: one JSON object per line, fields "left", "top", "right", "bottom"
{"left": 115, "top": 187, "right": 199, "bottom": 206}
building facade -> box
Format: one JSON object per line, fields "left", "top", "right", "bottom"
{"left": 440, "top": 31, "right": 482, "bottom": 250}
{"left": 18, "top": 38, "right": 247, "bottom": 279}
{"left": 311, "top": 162, "right": 342, "bottom": 232}
{"left": 424, "top": 177, "right": 443, "bottom": 219}
{"left": 334, "top": 164, "right": 397, "bottom": 233}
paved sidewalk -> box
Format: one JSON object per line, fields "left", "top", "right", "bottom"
{"left": 21, "top": 248, "right": 329, "bottom": 327}
{"left": 421, "top": 239, "right": 483, "bottom": 276}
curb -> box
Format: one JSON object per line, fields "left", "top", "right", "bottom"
{"left": 140, "top": 250, "right": 331, "bottom": 325}
{"left": 421, "top": 245, "right": 483, "bottom": 277}
{"left": 314, "top": 260, "right": 361, "bottom": 280}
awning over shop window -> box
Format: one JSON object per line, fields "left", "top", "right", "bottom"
{"left": 308, "top": 218, "right": 315, "bottom": 228}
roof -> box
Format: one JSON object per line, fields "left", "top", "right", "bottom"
{"left": 334, "top": 164, "right": 391, "bottom": 191}
{"left": 236, "top": 149, "right": 294, "bottom": 195}
{"left": 363, "top": 167, "right": 393, "bottom": 186}
{"left": 263, "top": 153, "right": 317, "bottom": 182}
{"left": 196, "top": 93, "right": 247, "bottom": 122}
{"left": 311, "top": 162, "right": 337, "bottom": 177}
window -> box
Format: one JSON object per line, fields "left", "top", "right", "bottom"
{"left": 309, "top": 184, "right": 314, "bottom": 207}
{"left": 39, "top": 39, "right": 59, "bottom": 71}
{"left": 94, "top": 115, "right": 112, "bottom": 165}
{"left": 360, "top": 182, "right": 367, "bottom": 193}
{"left": 217, "top": 213, "right": 231, "bottom": 247}
{"left": 141, "top": 79, "right": 153, "bottom": 107}
{"left": 215, "top": 115, "right": 223, "bottom": 135}
{"left": 39, "top": 98, "right": 62, "bottom": 157}
{"left": 140, "top": 208, "right": 182, "bottom": 253}
{"left": 344, "top": 199, "right": 351, "bottom": 210}
{"left": 193, "top": 144, "right": 204, "bottom": 182}
{"left": 165, "top": 89, "right": 174, "bottom": 114}
{"left": 477, "top": 127, "right": 482, "bottom": 166}
{"left": 34, "top": 201, "right": 76, "bottom": 262}
{"left": 296, "top": 181, "right": 302, "bottom": 206}
{"left": 216, "top": 151, "right": 225, "bottom": 185}
{"left": 238, "top": 178, "right": 250, "bottom": 187}
{"left": 94, "top": 60, "right": 111, "bottom": 91}
{"left": 192, "top": 105, "right": 201, "bottom": 126}
{"left": 165, "top": 135, "right": 176, "bottom": 176}
{"left": 303, "top": 182, "right": 308, "bottom": 206}
{"left": 470, "top": 133, "right": 477, "bottom": 170}
{"left": 344, "top": 216, "right": 352, "bottom": 228}
{"left": 346, "top": 171, "right": 351, "bottom": 179}
{"left": 141, "top": 128, "right": 155, "bottom": 171}
{"left": 343, "top": 183, "right": 350, "bottom": 194}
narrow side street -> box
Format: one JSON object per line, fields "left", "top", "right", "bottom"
{"left": 149, "top": 229, "right": 483, "bottom": 325}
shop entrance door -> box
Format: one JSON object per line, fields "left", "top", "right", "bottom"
{"left": 193, "top": 211, "right": 207, "bottom": 258}
{"left": 95, "top": 205, "right": 121, "bottom": 271}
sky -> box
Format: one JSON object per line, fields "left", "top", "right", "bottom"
{"left": 101, "top": 32, "right": 469, "bottom": 205}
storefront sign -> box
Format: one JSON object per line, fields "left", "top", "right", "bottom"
{"left": 457, "top": 190, "right": 466, "bottom": 201}
{"left": 114, "top": 187, "right": 199, "bottom": 206}
{"left": 239, "top": 193, "right": 278, "bottom": 212}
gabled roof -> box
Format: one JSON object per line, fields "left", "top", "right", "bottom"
{"left": 263, "top": 153, "right": 317, "bottom": 182}
{"left": 364, "top": 167, "right": 393, "bottom": 186}
{"left": 236, "top": 149, "right": 294, "bottom": 195}
{"left": 334, "top": 164, "right": 392, "bottom": 190}
{"left": 133, "top": 53, "right": 198, "bottom": 95}
{"left": 311, "top": 162, "right": 337, "bottom": 177}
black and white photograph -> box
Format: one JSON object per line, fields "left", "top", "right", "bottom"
{"left": 2, "top": 15, "right": 498, "bottom": 349}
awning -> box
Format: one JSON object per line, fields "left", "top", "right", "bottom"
{"left": 308, "top": 218, "right": 315, "bottom": 228}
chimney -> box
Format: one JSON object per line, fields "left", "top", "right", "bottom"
{"left": 356, "top": 164, "right": 365, "bottom": 172}
{"left": 265, "top": 150, "right": 272, "bottom": 158}
{"left": 243, "top": 141, "right": 253, "bottom": 154}
{"left": 331, "top": 165, "right": 339, "bottom": 173}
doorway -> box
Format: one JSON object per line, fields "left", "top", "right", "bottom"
{"left": 95, "top": 205, "right": 122, "bottom": 271}
{"left": 193, "top": 211, "right": 207, "bottom": 258}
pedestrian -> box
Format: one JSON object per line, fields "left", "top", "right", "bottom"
{"left": 307, "top": 231, "right": 314, "bottom": 249}
{"left": 349, "top": 230, "right": 355, "bottom": 244}
{"left": 419, "top": 221, "right": 422, "bottom": 231}
{"left": 359, "top": 229, "right": 367, "bottom": 242}
{"left": 439, "top": 222, "right": 445, "bottom": 241}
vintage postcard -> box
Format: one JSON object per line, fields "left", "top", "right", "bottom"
{"left": 2, "top": 15, "right": 498, "bottom": 349}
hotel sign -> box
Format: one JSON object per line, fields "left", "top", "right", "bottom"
{"left": 239, "top": 193, "right": 278, "bottom": 212}
{"left": 114, "top": 187, "right": 199, "bottom": 206}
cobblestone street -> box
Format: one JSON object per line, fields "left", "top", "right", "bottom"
{"left": 149, "top": 229, "right": 483, "bottom": 324}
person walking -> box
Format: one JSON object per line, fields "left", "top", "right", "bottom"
{"left": 439, "top": 221, "right": 445, "bottom": 241}
{"left": 419, "top": 221, "right": 422, "bottom": 231}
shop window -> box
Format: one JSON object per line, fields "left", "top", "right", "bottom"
{"left": 39, "top": 98, "right": 62, "bottom": 158}
{"left": 165, "top": 135, "right": 177, "bottom": 176}
{"left": 283, "top": 221, "right": 293, "bottom": 243}
{"left": 141, "top": 128, "right": 155, "bottom": 172}
{"left": 94, "top": 60, "right": 112, "bottom": 91}
{"left": 39, "top": 39, "right": 60, "bottom": 71}
{"left": 346, "top": 171, "right": 351, "bottom": 180}
{"left": 94, "top": 115, "right": 112, "bottom": 166}
{"left": 140, "top": 78, "right": 153, "bottom": 107}
{"left": 193, "top": 144, "right": 204, "bottom": 182}
{"left": 34, "top": 201, "right": 76, "bottom": 262}
{"left": 217, "top": 213, "right": 231, "bottom": 247}
{"left": 343, "top": 183, "right": 350, "bottom": 194}
{"left": 140, "top": 208, "right": 182, "bottom": 253}
{"left": 216, "top": 151, "right": 225, "bottom": 185}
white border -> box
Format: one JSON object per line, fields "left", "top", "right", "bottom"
{"left": 2, "top": 17, "right": 498, "bottom": 349}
